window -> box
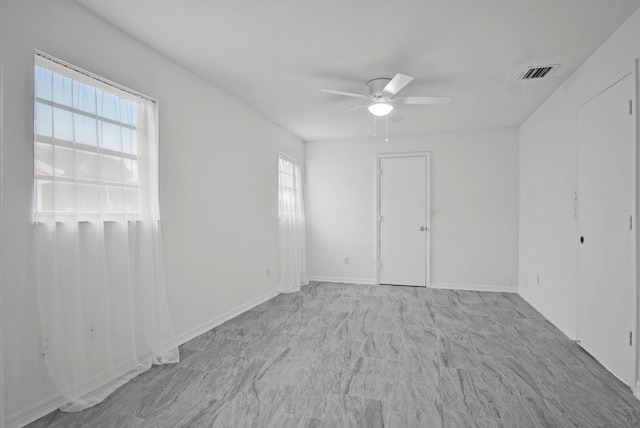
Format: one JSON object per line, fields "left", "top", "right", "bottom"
{"left": 34, "top": 53, "right": 155, "bottom": 220}
{"left": 278, "top": 154, "right": 304, "bottom": 221}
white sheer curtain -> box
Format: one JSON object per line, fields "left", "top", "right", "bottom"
{"left": 278, "top": 154, "right": 308, "bottom": 293}
{"left": 31, "top": 53, "right": 178, "bottom": 412}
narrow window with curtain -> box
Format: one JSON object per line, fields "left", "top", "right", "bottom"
{"left": 30, "top": 52, "right": 178, "bottom": 412}
{"left": 278, "top": 154, "right": 309, "bottom": 293}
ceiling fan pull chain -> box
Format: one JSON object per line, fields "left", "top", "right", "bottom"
{"left": 385, "top": 115, "right": 389, "bottom": 142}
{"left": 373, "top": 116, "right": 377, "bottom": 136}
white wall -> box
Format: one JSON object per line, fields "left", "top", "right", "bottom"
{"left": 0, "top": 0, "right": 303, "bottom": 424}
{"left": 305, "top": 128, "right": 519, "bottom": 290}
{"left": 519, "top": 7, "right": 640, "bottom": 340}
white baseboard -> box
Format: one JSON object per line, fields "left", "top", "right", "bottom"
{"left": 308, "top": 278, "right": 516, "bottom": 293}
{"left": 517, "top": 289, "right": 578, "bottom": 341}
{"left": 6, "top": 393, "right": 66, "bottom": 428}
{"left": 634, "top": 381, "right": 640, "bottom": 401}
{"left": 8, "top": 288, "right": 280, "bottom": 428}
{"left": 308, "top": 276, "right": 377, "bottom": 285}
{"left": 173, "top": 288, "right": 280, "bottom": 346}
{"left": 431, "top": 282, "right": 517, "bottom": 293}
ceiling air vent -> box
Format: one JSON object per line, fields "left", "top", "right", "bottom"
{"left": 518, "top": 65, "right": 558, "bottom": 80}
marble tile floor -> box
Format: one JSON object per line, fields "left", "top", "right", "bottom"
{"left": 28, "top": 282, "right": 640, "bottom": 427}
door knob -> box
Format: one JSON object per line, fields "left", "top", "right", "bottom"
{"left": 580, "top": 236, "right": 584, "bottom": 244}
{"left": 419, "top": 226, "right": 426, "bottom": 231}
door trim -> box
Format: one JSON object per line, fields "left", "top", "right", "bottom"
{"left": 635, "top": 58, "right": 640, "bottom": 391}
{"left": 375, "top": 151, "right": 431, "bottom": 287}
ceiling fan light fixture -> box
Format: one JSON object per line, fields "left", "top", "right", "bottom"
{"left": 368, "top": 102, "right": 394, "bottom": 117}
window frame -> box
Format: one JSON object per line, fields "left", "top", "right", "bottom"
{"left": 278, "top": 153, "right": 304, "bottom": 221}
{"left": 33, "top": 51, "right": 156, "bottom": 221}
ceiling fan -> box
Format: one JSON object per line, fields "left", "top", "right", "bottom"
{"left": 319, "top": 73, "right": 451, "bottom": 120}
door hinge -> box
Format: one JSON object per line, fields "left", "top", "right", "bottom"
{"left": 630, "top": 331, "right": 633, "bottom": 346}
{"left": 630, "top": 100, "right": 633, "bottom": 115}
{"left": 378, "top": 215, "right": 383, "bottom": 222}
{"left": 379, "top": 261, "right": 383, "bottom": 269}
{"left": 378, "top": 169, "right": 383, "bottom": 176}
{"left": 630, "top": 215, "right": 633, "bottom": 230}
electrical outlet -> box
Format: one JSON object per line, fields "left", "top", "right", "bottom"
{"left": 344, "top": 257, "right": 350, "bottom": 265}
{"left": 431, "top": 209, "right": 438, "bottom": 218}
{"left": 39, "top": 335, "right": 49, "bottom": 356}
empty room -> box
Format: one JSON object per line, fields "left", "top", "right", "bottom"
{"left": 3, "top": 0, "right": 640, "bottom": 427}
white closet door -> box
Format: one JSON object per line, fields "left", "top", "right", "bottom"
{"left": 378, "top": 154, "right": 429, "bottom": 287}
{"left": 577, "top": 71, "right": 636, "bottom": 386}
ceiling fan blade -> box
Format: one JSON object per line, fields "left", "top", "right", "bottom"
{"left": 389, "top": 109, "right": 404, "bottom": 123}
{"left": 319, "top": 88, "right": 368, "bottom": 99}
{"left": 383, "top": 73, "right": 413, "bottom": 96}
{"left": 330, "top": 104, "right": 365, "bottom": 115}
{"left": 395, "top": 96, "right": 452, "bottom": 105}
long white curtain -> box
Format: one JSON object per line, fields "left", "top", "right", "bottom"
{"left": 278, "top": 154, "right": 308, "bottom": 293}
{"left": 31, "top": 54, "right": 178, "bottom": 412}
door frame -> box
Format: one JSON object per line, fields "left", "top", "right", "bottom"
{"left": 636, "top": 58, "right": 640, "bottom": 393}
{"left": 375, "top": 151, "right": 431, "bottom": 287}
{"left": 576, "top": 60, "right": 639, "bottom": 387}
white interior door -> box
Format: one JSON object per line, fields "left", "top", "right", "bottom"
{"left": 577, "top": 71, "right": 636, "bottom": 386}
{"left": 378, "top": 154, "right": 430, "bottom": 287}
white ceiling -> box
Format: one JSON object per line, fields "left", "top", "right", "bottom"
{"left": 76, "top": 0, "right": 640, "bottom": 141}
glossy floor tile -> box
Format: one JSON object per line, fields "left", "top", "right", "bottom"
{"left": 27, "top": 282, "right": 640, "bottom": 427}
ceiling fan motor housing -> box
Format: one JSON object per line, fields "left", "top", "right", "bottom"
{"left": 367, "top": 78, "right": 392, "bottom": 99}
